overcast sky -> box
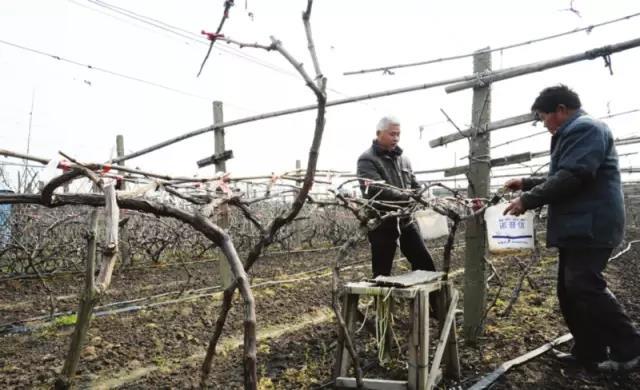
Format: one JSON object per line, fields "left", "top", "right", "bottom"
{"left": 1, "top": 0, "right": 639, "bottom": 190}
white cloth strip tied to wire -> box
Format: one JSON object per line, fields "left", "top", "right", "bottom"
{"left": 201, "top": 197, "right": 225, "bottom": 218}
{"left": 38, "top": 158, "right": 60, "bottom": 185}
{"left": 117, "top": 180, "right": 159, "bottom": 199}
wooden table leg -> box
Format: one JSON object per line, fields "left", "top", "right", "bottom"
{"left": 334, "top": 293, "right": 360, "bottom": 379}
{"left": 443, "top": 287, "right": 461, "bottom": 380}
{"left": 408, "top": 295, "right": 418, "bottom": 390}
{"left": 417, "top": 290, "right": 429, "bottom": 390}
{"left": 427, "top": 289, "right": 459, "bottom": 389}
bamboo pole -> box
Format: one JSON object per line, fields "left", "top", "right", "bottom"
{"left": 446, "top": 36, "right": 640, "bottom": 93}
{"left": 111, "top": 74, "right": 488, "bottom": 164}
{"left": 343, "top": 11, "right": 640, "bottom": 76}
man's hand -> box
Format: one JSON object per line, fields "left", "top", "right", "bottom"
{"left": 504, "top": 178, "right": 524, "bottom": 192}
{"left": 503, "top": 197, "right": 526, "bottom": 216}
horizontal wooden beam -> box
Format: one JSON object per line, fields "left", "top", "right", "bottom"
{"left": 429, "top": 113, "right": 535, "bottom": 148}
{"left": 0, "top": 149, "right": 49, "bottom": 165}
{"left": 446, "top": 36, "right": 640, "bottom": 93}
{"left": 444, "top": 152, "right": 532, "bottom": 177}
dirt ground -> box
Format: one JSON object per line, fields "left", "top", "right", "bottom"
{"left": 1, "top": 229, "right": 640, "bottom": 389}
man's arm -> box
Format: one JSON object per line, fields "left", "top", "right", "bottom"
{"left": 357, "top": 157, "right": 409, "bottom": 201}
{"left": 520, "top": 170, "right": 582, "bottom": 210}
{"left": 409, "top": 170, "right": 421, "bottom": 190}
{"left": 406, "top": 159, "right": 421, "bottom": 190}
{"left": 522, "top": 177, "right": 546, "bottom": 191}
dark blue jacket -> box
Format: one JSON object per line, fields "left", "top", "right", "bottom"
{"left": 521, "top": 110, "right": 625, "bottom": 248}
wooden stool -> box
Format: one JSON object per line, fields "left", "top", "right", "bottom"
{"left": 334, "top": 271, "right": 461, "bottom": 390}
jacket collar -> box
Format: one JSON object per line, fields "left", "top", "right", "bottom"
{"left": 555, "top": 109, "right": 586, "bottom": 137}
{"left": 372, "top": 140, "right": 403, "bottom": 157}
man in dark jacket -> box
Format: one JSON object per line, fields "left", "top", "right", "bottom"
{"left": 357, "top": 116, "right": 436, "bottom": 277}
{"left": 504, "top": 85, "right": 640, "bottom": 372}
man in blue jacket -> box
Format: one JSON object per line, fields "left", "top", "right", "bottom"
{"left": 504, "top": 85, "right": 640, "bottom": 372}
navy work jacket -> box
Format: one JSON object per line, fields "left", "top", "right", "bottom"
{"left": 545, "top": 110, "right": 625, "bottom": 248}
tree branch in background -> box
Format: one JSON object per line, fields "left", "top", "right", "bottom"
{"left": 202, "top": 3, "right": 328, "bottom": 385}
{"left": 197, "top": 0, "right": 235, "bottom": 77}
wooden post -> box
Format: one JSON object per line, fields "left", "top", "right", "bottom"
{"left": 213, "top": 101, "right": 227, "bottom": 173}
{"left": 116, "top": 135, "right": 126, "bottom": 186}
{"left": 116, "top": 135, "right": 131, "bottom": 267}
{"left": 91, "top": 183, "right": 103, "bottom": 271}
{"left": 463, "top": 48, "right": 491, "bottom": 344}
{"left": 213, "top": 101, "right": 233, "bottom": 289}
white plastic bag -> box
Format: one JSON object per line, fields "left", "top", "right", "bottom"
{"left": 484, "top": 203, "right": 535, "bottom": 254}
{"left": 38, "top": 158, "right": 60, "bottom": 187}
{"left": 415, "top": 209, "right": 449, "bottom": 240}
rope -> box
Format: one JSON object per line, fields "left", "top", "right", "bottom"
{"left": 375, "top": 287, "right": 395, "bottom": 364}
{"left": 395, "top": 217, "right": 402, "bottom": 247}
{"left": 355, "top": 297, "right": 372, "bottom": 334}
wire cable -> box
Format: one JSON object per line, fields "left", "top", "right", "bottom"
{"left": 78, "top": 0, "right": 379, "bottom": 111}
{"left": 0, "top": 38, "right": 211, "bottom": 101}
{"left": 344, "top": 10, "right": 640, "bottom": 76}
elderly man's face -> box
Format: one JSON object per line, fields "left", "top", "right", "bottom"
{"left": 536, "top": 105, "right": 572, "bottom": 135}
{"left": 377, "top": 124, "right": 400, "bottom": 151}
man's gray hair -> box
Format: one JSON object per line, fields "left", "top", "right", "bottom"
{"left": 376, "top": 116, "right": 400, "bottom": 132}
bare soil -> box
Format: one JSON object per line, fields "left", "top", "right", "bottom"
{"left": 1, "top": 231, "right": 639, "bottom": 389}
